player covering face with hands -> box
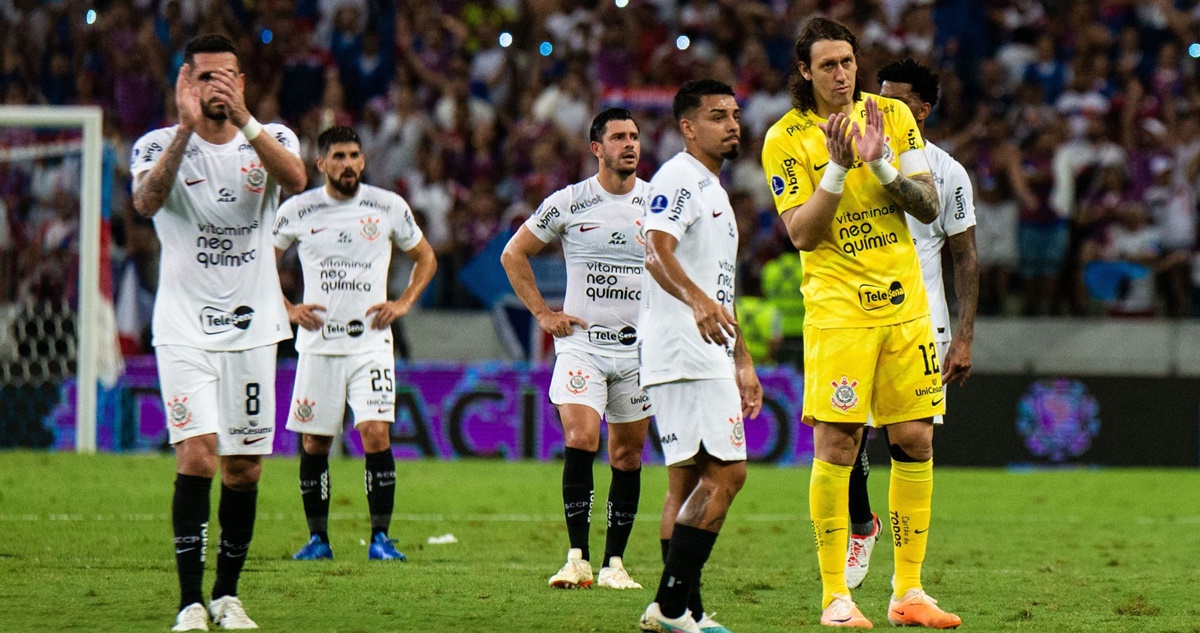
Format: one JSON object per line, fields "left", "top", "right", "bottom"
{"left": 131, "top": 33, "right": 306, "bottom": 632}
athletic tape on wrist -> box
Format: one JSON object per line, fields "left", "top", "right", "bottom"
{"left": 867, "top": 158, "right": 899, "bottom": 185}
{"left": 240, "top": 116, "right": 263, "bottom": 141}
{"left": 818, "top": 162, "right": 849, "bottom": 194}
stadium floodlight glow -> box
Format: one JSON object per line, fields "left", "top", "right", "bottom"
{"left": 1190, "top": 43, "right": 1200, "bottom": 59}
{"left": 499, "top": 32, "right": 513, "bottom": 48}
{"left": 0, "top": 105, "right": 103, "bottom": 453}
{"left": 615, "top": 0, "right": 629, "bottom": 7}
{"left": 676, "top": 35, "right": 690, "bottom": 51}
{"left": 539, "top": 41, "right": 553, "bottom": 56}
{"left": 261, "top": 29, "right": 273, "bottom": 44}
{"left": 86, "top": 9, "right": 96, "bottom": 24}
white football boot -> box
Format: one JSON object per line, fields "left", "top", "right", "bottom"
{"left": 548, "top": 548, "right": 594, "bottom": 589}
{"left": 208, "top": 596, "right": 258, "bottom": 629}
{"left": 639, "top": 602, "right": 701, "bottom": 633}
{"left": 171, "top": 603, "right": 209, "bottom": 631}
{"left": 845, "top": 514, "right": 880, "bottom": 589}
{"left": 597, "top": 556, "right": 643, "bottom": 589}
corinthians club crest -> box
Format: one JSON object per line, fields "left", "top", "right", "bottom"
{"left": 729, "top": 416, "right": 745, "bottom": 448}
{"left": 360, "top": 216, "right": 381, "bottom": 241}
{"left": 830, "top": 376, "right": 859, "bottom": 412}
{"left": 566, "top": 369, "right": 589, "bottom": 395}
{"left": 167, "top": 395, "right": 192, "bottom": 429}
{"left": 294, "top": 398, "right": 316, "bottom": 423}
{"left": 242, "top": 160, "right": 266, "bottom": 193}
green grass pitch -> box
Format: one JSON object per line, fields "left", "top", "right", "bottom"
{"left": 1, "top": 452, "right": 1199, "bottom": 632}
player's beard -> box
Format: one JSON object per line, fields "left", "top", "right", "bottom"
{"left": 329, "top": 171, "right": 360, "bottom": 197}
{"left": 604, "top": 154, "right": 637, "bottom": 179}
{"left": 201, "top": 100, "right": 228, "bottom": 122}
{"left": 721, "top": 145, "right": 740, "bottom": 161}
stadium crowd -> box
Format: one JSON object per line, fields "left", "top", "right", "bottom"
{"left": 2, "top": 0, "right": 1200, "bottom": 355}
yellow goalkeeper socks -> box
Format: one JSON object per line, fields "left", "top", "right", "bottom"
{"left": 890, "top": 458, "right": 933, "bottom": 597}
{"left": 810, "top": 458, "right": 852, "bottom": 608}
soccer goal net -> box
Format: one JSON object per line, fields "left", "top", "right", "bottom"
{"left": 0, "top": 106, "right": 108, "bottom": 453}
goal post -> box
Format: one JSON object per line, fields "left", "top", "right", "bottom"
{"left": 0, "top": 105, "right": 103, "bottom": 453}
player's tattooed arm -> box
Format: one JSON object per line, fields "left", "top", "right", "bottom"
{"left": 132, "top": 127, "right": 193, "bottom": 217}
{"left": 134, "top": 64, "right": 201, "bottom": 217}
{"left": 943, "top": 227, "right": 978, "bottom": 385}
{"left": 881, "top": 172, "right": 939, "bottom": 224}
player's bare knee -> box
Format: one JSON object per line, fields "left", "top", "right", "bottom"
{"left": 358, "top": 421, "right": 391, "bottom": 453}
{"left": 302, "top": 434, "right": 333, "bottom": 456}
{"left": 723, "top": 462, "right": 747, "bottom": 495}
{"left": 563, "top": 426, "right": 600, "bottom": 451}
{"left": 888, "top": 436, "right": 932, "bottom": 462}
{"left": 608, "top": 443, "right": 642, "bottom": 471}
{"left": 220, "top": 457, "right": 261, "bottom": 490}
{"left": 175, "top": 436, "right": 218, "bottom": 477}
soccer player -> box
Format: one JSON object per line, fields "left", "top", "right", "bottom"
{"left": 638, "top": 79, "right": 763, "bottom": 633}
{"left": 500, "top": 108, "right": 651, "bottom": 590}
{"left": 762, "top": 18, "right": 961, "bottom": 628}
{"left": 273, "top": 126, "right": 436, "bottom": 562}
{"left": 842, "top": 58, "right": 978, "bottom": 591}
{"left": 131, "top": 34, "right": 307, "bottom": 631}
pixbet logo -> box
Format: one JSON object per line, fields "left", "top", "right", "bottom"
{"left": 200, "top": 306, "right": 254, "bottom": 334}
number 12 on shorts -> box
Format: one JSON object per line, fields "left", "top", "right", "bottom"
{"left": 918, "top": 343, "right": 939, "bottom": 377}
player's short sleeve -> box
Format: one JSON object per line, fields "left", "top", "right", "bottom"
{"left": 762, "top": 125, "right": 814, "bottom": 215}
{"left": 272, "top": 196, "right": 300, "bottom": 251}
{"left": 884, "top": 98, "right": 930, "bottom": 176}
{"left": 264, "top": 124, "right": 302, "bottom": 158}
{"left": 940, "top": 160, "right": 976, "bottom": 236}
{"left": 390, "top": 194, "right": 424, "bottom": 252}
{"left": 130, "top": 128, "right": 172, "bottom": 176}
{"left": 524, "top": 188, "right": 569, "bottom": 242}
{"left": 644, "top": 165, "right": 700, "bottom": 240}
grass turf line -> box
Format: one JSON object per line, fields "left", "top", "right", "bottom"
{"left": 1, "top": 452, "right": 1199, "bottom": 632}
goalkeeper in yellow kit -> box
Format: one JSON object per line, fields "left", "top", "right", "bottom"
{"left": 762, "top": 17, "right": 961, "bottom": 629}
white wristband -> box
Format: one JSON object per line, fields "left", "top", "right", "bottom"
{"left": 240, "top": 116, "right": 263, "bottom": 141}
{"left": 818, "top": 162, "right": 850, "bottom": 194}
{"left": 867, "top": 157, "right": 899, "bottom": 185}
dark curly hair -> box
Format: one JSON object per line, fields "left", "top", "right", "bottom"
{"left": 876, "top": 58, "right": 940, "bottom": 109}
{"left": 788, "top": 17, "right": 863, "bottom": 114}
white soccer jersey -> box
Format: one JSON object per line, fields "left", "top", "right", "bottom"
{"left": 525, "top": 176, "right": 649, "bottom": 359}
{"left": 131, "top": 124, "right": 298, "bottom": 351}
{"left": 639, "top": 152, "right": 739, "bottom": 386}
{"left": 906, "top": 141, "right": 976, "bottom": 343}
{"left": 273, "top": 184, "right": 424, "bottom": 355}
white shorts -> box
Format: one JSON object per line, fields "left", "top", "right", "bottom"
{"left": 156, "top": 344, "right": 278, "bottom": 456}
{"left": 646, "top": 378, "right": 745, "bottom": 466}
{"left": 549, "top": 352, "right": 652, "bottom": 423}
{"left": 285, "top": 349, "right": 396, "bottom": 436}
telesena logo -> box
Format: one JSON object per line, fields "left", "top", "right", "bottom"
{"left": 200, "top": 306, "right": 254, "bottom": 334}
{"left": 322, "top": 319, "right": 366, "bottom": 340}
{"left": 588, "top": 325, "right": 637, "bottom": 346}
{"left": 858, "top": 282, "right": 905, "bottom": 311}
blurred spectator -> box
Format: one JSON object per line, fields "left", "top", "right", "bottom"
{"left": 1019, "top": 123, "right": 1067, "bottom": 316}
{"left": 3, "top": 0, "right": 1200, "bottom": 320}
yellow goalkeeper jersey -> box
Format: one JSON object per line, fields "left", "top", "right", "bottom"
{"left": 762, "top": 93, "right": 931, "bottom": 329}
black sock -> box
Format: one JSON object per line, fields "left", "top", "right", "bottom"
{"left": 660, "top": 537, "right": 671, "bottom": 564}
{"left": 173, "top": 474, "right": 212, "bottom": 611}
{"left": 689, "top": 571, "right": 706, "bottom": 620}
{"left": 364, "top": 449, "right": 396, "bottom": 537}
{"left": 299, "top": 447, "right": 330, "bottom": 543}
{"left": 848, "top": 429, "right": 874, "bottom": 530}
{"left": 655, "top": 524, "right": 718, "bottom": 619}
{"left": 603, "top": 466, "right": 640, "bottom": 566}
{"left": 211, "top": 484, "right": 257, "bottom": 600}
{"left": 562, "top": 447, "right": 596, "bottom": 561}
